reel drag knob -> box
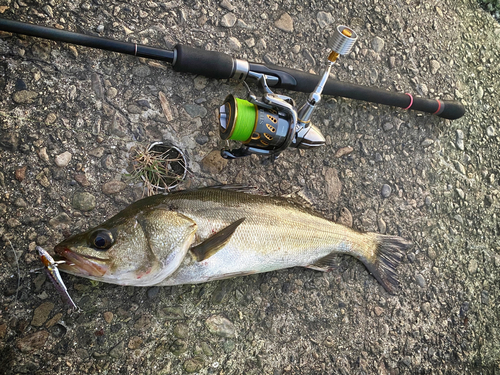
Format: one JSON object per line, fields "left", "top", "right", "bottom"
{"left": 327, "top": 25, "right": 358, "bottom": 62}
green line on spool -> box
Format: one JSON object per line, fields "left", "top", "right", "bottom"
{"left": 230, "top": 98, "right": 256, "bottom": 141}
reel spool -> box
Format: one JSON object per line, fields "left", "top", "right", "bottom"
{"left": 218, "top": 25, "right": 358, "bottom": 159}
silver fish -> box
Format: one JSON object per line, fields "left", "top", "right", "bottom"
{"left": 54, "top": 187, "right": 411, "bottom": 294}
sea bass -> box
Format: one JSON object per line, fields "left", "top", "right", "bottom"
{"left": 54, "top": 187, "right": 411, "bottom": 293}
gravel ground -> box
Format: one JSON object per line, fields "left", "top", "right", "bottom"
{"left": 1, "top": 0, "right": 499, "bottom": 374}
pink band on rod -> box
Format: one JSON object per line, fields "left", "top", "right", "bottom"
{"left": 403, "top": 93, "right": 413, "bottom": 110}
{"left": 433, "top": 100, "right": 442, "bottom": 114}
{"left": 134, "top": 43, "right": 137, "bottom": 56}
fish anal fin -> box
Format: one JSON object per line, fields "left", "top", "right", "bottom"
{"left": 307, "top": 253, "right": 338, "bottom": 272}
{"left": 191, "top": 218, "right": 245, "bottom": 262}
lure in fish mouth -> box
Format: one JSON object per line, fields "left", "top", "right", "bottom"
{"left": 53, "top": 187, "right": 412, "bottom": 293}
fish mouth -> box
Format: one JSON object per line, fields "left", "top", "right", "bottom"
{"left": 54, "top": 245, "right": 109, "bottom": 277}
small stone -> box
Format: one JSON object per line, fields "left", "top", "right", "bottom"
{"left": 337, "top": 207, "right": 353, "bottom": 228}
{"left": 381, "top": 184, "right": 392, "bottom": 198}
{"left": 374, "top": 307, "right": 384, "bottom": 316}
{"left": 183, "top": 103, "right": 207, "bottom": 118}
{"left": 245, "top": 37, "right": 255, "bottom": 48}
{"left": 54, "top": 151, "right": 72, "bottom": 167}
{"left": 170, "top": 339, "right": 188, "bottom": 355}
{"left": 6, "top": 218, "right": 19, "bottom": 228}
{"left": 106, "top": 87, "right": 118, "bottom": 99}
{"left": 334, "top": 146, "right": 353, "bottom": 158}
{"left": 481, "top": 290, "right": 489, "bottom": 305}
{"left": 324, "top": 168, "right": 342, "bottom": 202}
{"left": 316, "top": 11, "right": 334, "bottom": 28}
{"left": 89, "top": 147, "right": 105, "bottom": 158}
{"left": 422, "top": 302, "right": 431, "bottom": 314}
{"left": 220, "top": 12, "right": 237, "bottom": 28}
{"left": 91, "top": 73, "right": 103, "bottom": 99}
{"left": 195, "top": 134, "right": 209, "bottom": 145}
{"left": 31, "top": 302, "right": 55, "bottom": 327}
{"left": 103, "top": 311, "right": 114, "bottom": 324}
{"left": 428, "top": 248, "right": 437, "bottom": 260}
{"left": 45, "top": 112, "right": 57, "bottom": 125}
{"left": 205, "top": 315, "right": 236, "bottom": 337}
{"left": 147, "top": 286, "right": 160, "bottom": 299}
{"left": 455, "top": 162, "right": 466, "bottom": 175}
{"left": 228, "top": 36, "right": 241, "bottom": 51}
{"left": 132, "top": 65, "right": 151, "bottom": 78}
{"left": 220, "top": 0, "right": 235, "bottom": 11}
{"left": 200, "top": 150, "right": 228, "bottom": 174}
{"left": 45, "top": 313, "right": 63, "bottom": 328}
{"left": 74, "top": 174, "right": 91, "bottom": 187}
{"left": 36, "top": 172, "right": 51, "bottom": 188}
{"left": 49, "top": 213, "right": 71, "bottom": 228}
{"left": 101, "top": 154, "right": 114, "bottom": 170}
{"left": 128, "top": 336, "right": 143, "bottom": 350}
{"left": 274, "top": 13, "right": 293, "bottom": 32}
{"left": 468, "top": 259, "right": 478, "bottom": 274}
{"left": 421, "top": 139, "right": 434, "bottom": 147}
{"left": 415, "top": 274, "right": 426, "bottom": 288}
{"left": 173, "top": 323, "right": 189, "bottom": 339}
{"left": 12, "top": 90, "right": 38, "bottom": 104}
{"left": 377, "top": 217, "right": 387, "bottom": 234}
{"left": 429, "top": 60, "right": 440, "bottom": 74}
{"left": 371, "top": 37, "right": 385, "bottom": 53}
{"left": 109, "top": 341, "right": 125, "bottom": 358}
{"left": 389, "top": 56, "right": 396, "bottom": 69}
{"left": 425, "top": 195, "right": 432, "bottom": 206}
{"left": 183, "top": 357, "right": 204, "bottom": 373}
{"left": 16, "top": 330, "right": 49, "bottom": 353}
{"left": 0, "top": 131, "right": 19, "bottom": 152}
{"left": 486, "top": 126, "right": 496, "bottom": 137}
{"left": 456, "top": 188, "right": 465, "bottom": 200}
{"left": 127, "top": 104, "right": 142, "bottom": 114}
{"left": 72, "top": 192, "right": 96, "bottom": 212}
{"left": 14, "top": 197, "right": 27, "bottom": 207}
{"left": 15, "top": 166, "right": 27, "bottom": 182}
{"left": 224, "top": 339, "right": 236, "bottom": 353}
{"left": 15, "top": 78, "right": 27, "bottom": 91}
{"left": 96, "top": 24, "right": 105, "bottom": 33}
{"left": 102, "top": 180, "right": 126, "bottom": 195}
{"left": 382, "top": 122, "right": 393, "bottom": 132}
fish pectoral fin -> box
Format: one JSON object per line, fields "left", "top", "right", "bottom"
{"left": 307, "top": 253, "right": 339, "bottom": 272}
{"left": 191, "top": 218, "right": 245, "bottom": 262}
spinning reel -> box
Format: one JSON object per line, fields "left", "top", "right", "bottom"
{"left": 218, "top": 26, "right": 358, "bottom": 159}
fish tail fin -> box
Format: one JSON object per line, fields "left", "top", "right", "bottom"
{"left": 361, "top": 234, "right": 411, "bottom": 294}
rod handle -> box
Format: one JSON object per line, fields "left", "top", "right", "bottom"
{"left": 173, "top": 44, "right": 234, "bottom": 79}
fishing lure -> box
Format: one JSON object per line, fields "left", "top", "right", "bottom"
{"left": 36, "top": 246, "right": 79, "bottom": 311}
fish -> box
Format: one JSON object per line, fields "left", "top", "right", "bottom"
{"left": 36, "top": 246, "right": 79, "bottom": 311}
{"left": 54, "top": 187, "right": 411, "bottom": 294}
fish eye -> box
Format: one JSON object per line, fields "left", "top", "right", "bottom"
{"left": 90, "top": 230, "right": 114, "bottom": 250}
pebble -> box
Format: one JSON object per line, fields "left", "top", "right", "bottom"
{"left": 89, "top": 147, "right": 105, "bottom": 158}
{"left": 195, "top": 134, "right": 209, "bottom": 145}
{"left": 371, "top": 37, "right": 385, "bottom": 53}
{"left": 45, "top": 112, "right": 57, "bottom": 125}
{"left": 102, "top": 180, "right": 126, "bottom": 195}
{"left": 422, "top": 302, "right": 431, "bottom": 314}
{"left": 377, "top": 217, "right": 387, "bottom": 234}
{"left": 147, "top": 286, "right": 159, "bottom": 299}
{"left": 374, "top": 307, "right": 384, "bottom": 316}
{"left": 456, "top": 188, "right": 465, "bottom": 200}
{"left": 334, "top": 146, "right": 353, "bottom": 158}
{"left": 49, "top": 213, "right": 71, "bottom": 228}
{"left": 101, "top": 154, "right": 114, "bottom": 170}
{"left": 486, "top": 126, "right": 496, "bottom": 137}
{"left": 96, "top": 24, "right": 104, "bottom": 33}
{"left": 468, "top": 259, "right": 478, "bottom": 274}
{"left": 15, "top": 166, "right": 27, "bottom": 182}
{"left": 54, "top": 151, "right": 72, "bottom": 167}
{"left": 31, "top": 302, "right": 54, "bottom": 327}
{"left": 274, "top": 13, "right": 294, "bottom": 32}
{"left": 383, "top": 122, "right": 393, "bottom": 132}
{"left": 316, "top": 11, "right": 334, "bottom": 28}
{"left": 91, "top": 73, "right": 103, "bottom": 99}
{"left": 220, "top": 12, "right": 237, "bottom": 28}
{"left": 12, "top": 90, "right": 38, "bottom": 104}
{"left": 421, "top": 139, "right": 434, "bottom": 147}
{"left": 36, "top": 171, "right": 51, "bottom": 188}
{"left": 109, "top": 341, "right": 125, "bottom": 358}
{"left": 415, "top": 274, "right": 427, "bottom": 288}
{"left": 170, "top": 339, "right": 188, "bottom": 355}
{"left": 16, "top": 330, "right": 49, "bottom": 353}
{"left": 455, "top": 161, "right": 466, "bottom": 175}
{"left": 72, "top": 192, "right": 96, "bottom": 212}
{"left": 381, "top": 184, "right": 392, "bottom": 198}
{"left": 14, "top": 197, "right": 27, "bottom": 207}
{"left": 183, "top": 103, "right": 207, "bottom": 118}
{"left": 132, "top": 65, "right": 151, "bottom": 78}
{"left": 106, "top": 87, "right": 118, "bottom": 99}
{"left": 303, "top": 49, "right": 316, "bottom": 65}
{"left": 74, "top": 174, "right": 91, "bottom": 187}
{"left": 173, "top": 323, "right": 189, "bottom": 339}
{"left": 220, "top": 0, "right": 235, "bottom": 11}
{"left": 103, "top": 311, "right": 114, "bottom": 323}
{"left": 324, "top": 167, "right": 342, "bottom": 202}
{"left": 429, "top": 59, "right": 441, "bottom": 74}
{"left": 481, "top": 290, "right": 489, "bottom": 305}
{"left": 200, "top": 150, "right": 228, "bottom": 174}
{"left": 227, "top": 36, "right": 241, "bottom": 51}
{"left": 456, "top": 129, "right": 465, "bottom": 150}
{"left": 183, "top": 357, "right": 204, "bottom": 373}
{"left": 337, "top": 207, "right": 353, "bottom": 228}
{"left": 0, "top": 131, "right": 19, "bottom": 151}
{"left": 205, "top": 315, "right": 236, "bottom": 337}
{"left": 15, "top": 78, "right": 27, "bottom": 91}
{"left": 128, "top": 336, "right": 143, "bottom": 350}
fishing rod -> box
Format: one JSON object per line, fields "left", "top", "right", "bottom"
{"left": 0, "top": 18, "right": 465, "bottom": 159}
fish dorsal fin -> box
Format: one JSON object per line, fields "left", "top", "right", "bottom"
{"left": 191, "top": 218, "right": 245, "bottom": 261}
{"left": 203, "top": 184, "right": 263, "bottom": 194}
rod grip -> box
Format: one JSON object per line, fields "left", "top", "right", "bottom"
{"left": 173, "top": 44, "right": 234, "bottom": 79}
